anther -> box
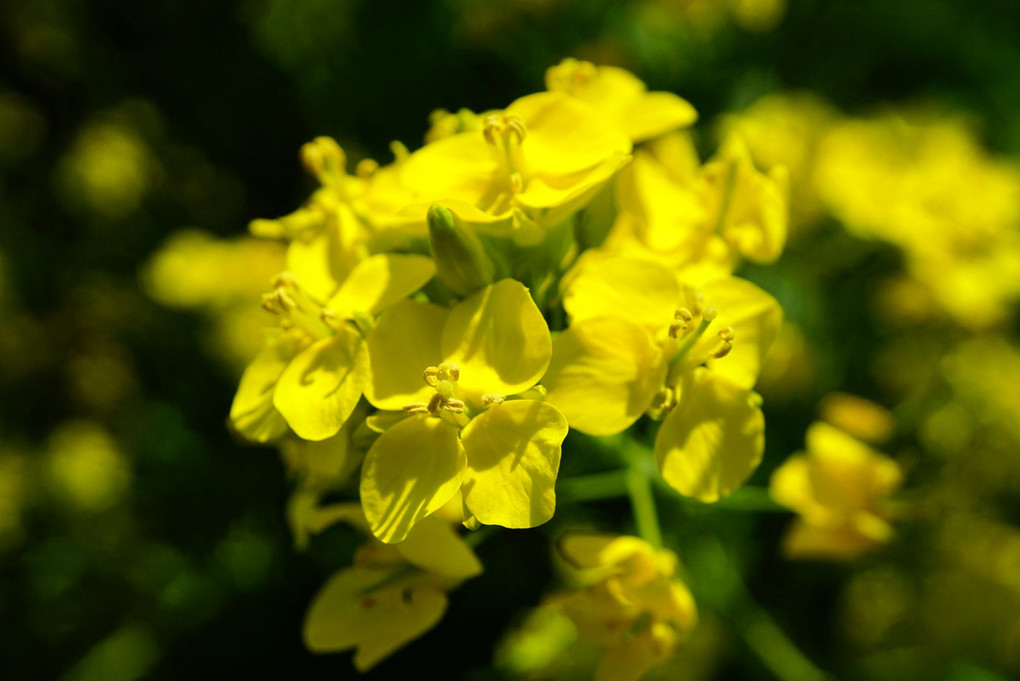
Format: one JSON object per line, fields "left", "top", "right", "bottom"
{"left": 443, "top": 399, "right": 466, "bottom": 414}
{"left": 437, "top": 362, "right": 460, "bottom": 382}
{"left": 320, "top": 308, "right": 342, "bottom": 330}
{"left": 481, "top": 394, "right": 506, "bottom": 408}
{"left": 403, "top": 402, "right": 429, "bottom": 415}
{"left": 718, "top": 326, "right": 735, "bottom": 342}
{"left": 509, "top": 172, "right": 525, "bottom": 194}
{"left": 505, "top": 115, "right": 526, "bottom": 143}
{"left": 356, "top": 158, "right": 379, "bottom": 179}
{"left": 423, "top": 366, "right": 441, "bottom": 387}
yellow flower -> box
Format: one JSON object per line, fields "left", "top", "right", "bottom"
{"left": 544, "top": 254, "right": 781, "bottom": 501}
{"left": 551, "top": 534, "right": 698, "bottom": 681}
{"left": 229, "top": 253, "right": 435, "bottom": 442}
{"left": 814, "top": 112, "right": 1020, "bottom": 328}
{"left": 771, "top": 422, "right": 902, "bottom": 560}
{"left": 250, "top": 137, "right": 419, "bottom": 301}
{"left": 604, "top": 131, "right": 788, "bottom": 273}
{"left": 302, "top": 503, "right": 482, "bottom": 671}
{"left": 544, "top": 58, "right": 698, "bottom": 144}
{"left": 399, "top": 92, "right": 632, "bottom": 237}
{"left": 358, "top": 279, "right": 568, "bottom": 542}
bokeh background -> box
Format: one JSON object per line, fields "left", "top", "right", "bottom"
{"left": 3, "top": 1, "right": 1020, "bottom": 679}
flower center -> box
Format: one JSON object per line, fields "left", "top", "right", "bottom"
{"left": 403, "top": 362, "right": 506, "bottom": 421}
{"left": 483, "top": 114, "right": 529, "bottom": 196}
{"left": 261, "top": 272, "right": 332, "bottom": 340}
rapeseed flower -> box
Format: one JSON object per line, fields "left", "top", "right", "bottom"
{"left": 229, "top": 253, "right": 435, "bottom": 442}
{"left": 302, "top": 503, "right": 481, "bottom": 671}
{"left": 544, "top": 253, "right": 780, "bottom": 501}
{"left": 359, "top": 279, "right": 568, "bottom": 542}
{"left": 771, "top": 422, "right": 902, "bottom": 560}
{"left": 550, "top": 534, "right": 698, "bottom": 681}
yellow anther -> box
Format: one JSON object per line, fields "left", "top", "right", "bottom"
{"left": 719, "top": 326, "right": 735, "bottom": 342}
{"left": 482, "top": 115, "right": 504, "bottom": 145}
{"left": 668, "top": 321, "right": 686, "bottom": 340}
{"left": 648, "top": 387, "right": 677, "bottom": 420}
{"left": 504, "top": 115, "right": 526, "bottom": 143}
{"left": 427, "top": 393, "right": 445, "bottom": 414}
{"left": 320, "top": 308, "right": 342, "bottom": 330}
{"left": 423, "top": 366, "right": 441, "bottom": 387}
{"left": 356, "top": 158, "right": 379, "bottom": 179}
{"left": 300, "top": 136, "right": 347, "bottom": 186}
{"left": 481, "top": 394, "right": 506, "bottom": 408}
{"left": 443, "top": 399, "right": 466, "bottom": 414}
{"left": 676, "top": 308, "right": 694, "bottom": 322}
{"left": 701, "top": 307, "right": 718, "bottom": 322}
{"left": 545, "top": 58, "right": 596, "bottom": 94}
{"left": 509, "top": 172, "right": 525, "bottom": 194}
{"left": 709, "top": 342, "right": 733, "bottom": 359}
{"left": 403, "top": 402, "right": 430, "bottom": 415}
{"left": 437, "top": 362, "right": 460, "bottom": 382}
{"left": 271, "top": 271, "right": 301, "bottom": 290}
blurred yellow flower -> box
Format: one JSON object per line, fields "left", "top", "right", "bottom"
{"left": 45, "top": 421, "right": 131, "bottom": 513}
{"left": 771, "top": 421, "right": 902, "bottom": 560}
{"left": 302, "top": 503, "right": 482, "bottom": 671}
{"left": 551, "top": 534, "right": 698, "bottom": 681}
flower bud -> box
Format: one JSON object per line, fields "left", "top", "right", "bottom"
{"left": 427, "top": 204, "right": 495, "bottom": 296}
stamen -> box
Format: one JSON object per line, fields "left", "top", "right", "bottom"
{"left": 262, "top": 272, "right": 331, "bottom": 339}
{"left": 648, "top": 387, "right": 677, "bottom": 420}
{"left": 481, "top": 394, "right": 506, "bottom": 408}
{"left": 300, "top": 137, "right": 347, "bottom": 191}
{"left": 709, "top": 326, "right": 736, "bottom": 359}
{"left": 356, "top": 158, "right": 379, "bottom": 179}
{"left": 483, "top": 114, "right": 530, "bottom": 194}
{"left": 403, "top": 402, "right": 429, "bottom": 415}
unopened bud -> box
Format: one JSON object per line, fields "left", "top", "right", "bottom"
{"left": 427, "top": 205, "right": 495, "bottom": 296}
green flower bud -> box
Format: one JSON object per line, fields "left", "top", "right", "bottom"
{"left": 427, "top": 204, "right": 495, "bottom": 296}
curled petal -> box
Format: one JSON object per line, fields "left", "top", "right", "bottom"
{"left": 229, "top": 331, "right": 308, "bottom": 442}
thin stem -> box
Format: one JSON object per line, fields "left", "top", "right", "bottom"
{"left": 625, "top": 452, "right": 663, "bottom": 549}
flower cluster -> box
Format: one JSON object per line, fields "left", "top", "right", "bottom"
{"left": 229, "top": 59, "right": 790, "bottom": 675}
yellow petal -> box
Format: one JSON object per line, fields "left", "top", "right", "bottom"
{"left": 273, "top": 325, "right": 366, "bottom": 441}
{"left": 399, "top": 131, "right": 498, "bottom": 206}
{"left": 363, "top": 300, "right": 449, "bottom": 411}
{"left": 620, "top": 92, "right": 698, "bottom": 143}
{"left": 655, "top": 370, "right": 765, "bottom": 502}
{"left": 515, "top": 154, "right": 632, "bottom": 226}
{"left": 562, "top": 254, "right": 680, "bottom": 331}
{"left": 442, "top": 280, "right": 552, "bottom": 401}
{"left": 327, "top": 253, "right": 435, "bottom": 318}
{"left": 697, "top": 276, "right": 783, "bottom": 389}
{"left": 509, "top": 92, "right": 632, "bottom": 177}
{"left": 805, "top": 422, "right": 902, "bottom": 512}
{"left": 303, "top": 567, "right": 447, "bottom": 670}
{"left": 461, "top": 400, "right": 567, "bottom": 529}
{"left": 229, "top": 331, "right": 308, "bottom": 443}
{"left": 396, "top": 514, "right": 483, "bottom": 580}
{"left": 782, "top": 519, "right": 881, "bottom": 561}
{"left": 544, "top": 317, "right": 666, "bottom": 436}
{"left": 360, "top": 415, "right": 466, "bottom": 543}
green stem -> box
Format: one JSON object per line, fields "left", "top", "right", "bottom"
{"left": 694, "top": 539, "right": 830, "bottom": 681}
{"left": 625, "top": 452, "right": 663, "bottom": 549}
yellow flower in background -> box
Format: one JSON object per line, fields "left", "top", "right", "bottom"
{"left": 551, "top": 534, "right": 698, "bottom": 681}
{"left": 229, "top": 253, "right": 435, "bottom": 442}
{"left": 819, "top": 392, "right": 895, "bottom": 445}
{"left": 45, "top": 421, "right": 131, "bottom": 513}
{"left": 545, "top": 58, "right": 698, "bottom": 144}
{"left": 399, "top": 92, "right": 632, "bottom": 238}
{"left": 716, "top": 91, "right": 837, "bottom": 230}
{"left": 544, "top": 253, "right": 780, "bottom": 501}
{"left": 771, "top": 421, "right": 902, "bottom": 560}
{"left": 359, "top": 279, "right": 567, "bottom": 542}
{"left": 301, "top": 503, "right": 481, "bottom": 671}
{"left": 814, "top": 112, "right": 1020, "bottom": 329}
